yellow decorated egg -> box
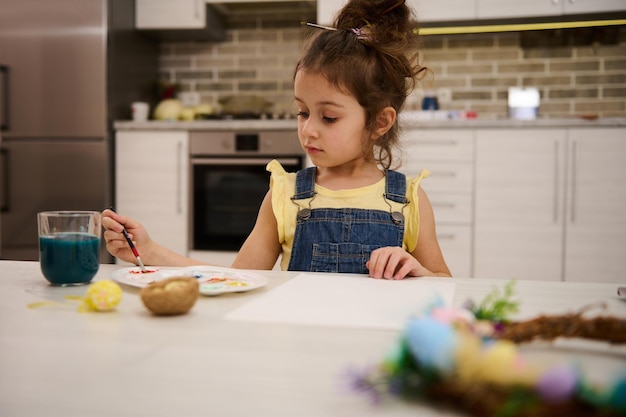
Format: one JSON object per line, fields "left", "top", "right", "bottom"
{"left": 82, "top": 280, "right": 123, "bottom": 312}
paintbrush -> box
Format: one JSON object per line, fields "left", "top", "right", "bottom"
{"left": 109, "top": 207, "right": 147, "bottom": 273}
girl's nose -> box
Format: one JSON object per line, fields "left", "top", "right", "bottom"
{"left": 300, "top": 117, "right": 318, "bottom": 139}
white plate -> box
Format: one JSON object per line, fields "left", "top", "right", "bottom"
{"left": 184, "top": 266, "right": 268, "bottom": 296}
{"left": 112, "top": 265, "right": 268, "bottom": 296}
{"left": 112, "top": 266, "right": 183, "bottom": 288}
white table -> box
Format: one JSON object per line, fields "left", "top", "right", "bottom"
{"left": 0, "top": 260, "right": 624, "bottom": 417}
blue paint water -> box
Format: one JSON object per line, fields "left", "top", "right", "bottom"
{"left": 39, "top": 233, "right": 100, "bottom": 285}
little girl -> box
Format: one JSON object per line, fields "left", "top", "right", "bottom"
{"left": 103, "top": 0, "right": 451, "bottom": 279}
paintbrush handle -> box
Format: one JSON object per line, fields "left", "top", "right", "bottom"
{"left": 110, "top": 207, "right": 147, "bottom": 272}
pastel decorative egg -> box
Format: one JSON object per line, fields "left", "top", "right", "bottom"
{"left": 82, "top": 280, "right": 123, "bottom": 312}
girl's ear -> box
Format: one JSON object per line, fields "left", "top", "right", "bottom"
{"left": 371, "top": 106, "right": 397, "bottom": 140}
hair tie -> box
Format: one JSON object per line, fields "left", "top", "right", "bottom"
{"left": 351, "top": 27, "right": 370, "bottom": 41}
{"left": 302, "top": 22, "right": 371, "bottom": 42}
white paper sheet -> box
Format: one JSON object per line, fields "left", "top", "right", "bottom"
{"left": 225, "top": 274, "right": 456, "bottom": 330}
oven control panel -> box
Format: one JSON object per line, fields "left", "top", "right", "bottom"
{"left": 190, "top": 131, "right": 303, "bottom": 156}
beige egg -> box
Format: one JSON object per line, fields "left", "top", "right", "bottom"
{"left": 140, "top": 277, "right": 199, "bottom": 316}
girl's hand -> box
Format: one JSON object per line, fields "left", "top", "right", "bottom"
{"left": 101, "top": 209, "right": 153, "bottom": 265}
{"left": 366, "top": 246, "right": 429, "bottom": 280}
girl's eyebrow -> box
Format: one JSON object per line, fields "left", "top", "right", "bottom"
{"left": 294, "top": 96, "right": 345, "bottom": 109}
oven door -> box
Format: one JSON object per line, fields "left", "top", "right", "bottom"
{"left": 191, "top": 156, "right": 304, "bottom": 251}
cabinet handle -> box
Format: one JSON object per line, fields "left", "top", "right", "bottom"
{"left": 0, "top": 147, "right": 9, "bottom": 212}
{"left": 553, "top": 140, "right": 559, "bottom": 223}
{"left": 194, "top": 0, "right": 201, "bottom": 19}
{"left": 1, "top": 65, "right": 10, "bottom": 131}
{"left": 177, "top": 140, "right": 183, "bottom": 215}
{"left": 434, "top": 171, "right": 457, "bottom": 178}
{"left": 570, "top": 140, "right": 578, "bottom": 223}
{"left": 191, "top": 157, "right": 300, "bottom": 166}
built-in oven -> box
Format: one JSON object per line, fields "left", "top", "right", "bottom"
{"left": 189, "top": 130, "right": 305, "bottom": 260}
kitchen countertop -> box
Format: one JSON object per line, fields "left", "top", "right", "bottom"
{"left": 398, "top": 115, "right": 626, "bottom": 129}
{"left": 114, "top": 119, "right": 298, "bottom": 131}
{"left": 114, "top": 116, "right": 626, "bottom": 131}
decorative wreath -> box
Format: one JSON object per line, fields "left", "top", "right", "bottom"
{"left": 347, "top": 281, "right": 626, "bottom": 417}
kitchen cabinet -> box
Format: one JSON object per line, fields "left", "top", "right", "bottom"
{"left": 412, "top": 0, "right": 477, "bottom": 22}
{"left": 563, "top": 128, "right": 626, "bottom": 283}
{"left": 399, "top": 129, "right": 474, "bottom": 277}
{"left": 136, "top": 0, "right": 206, "bottom": 29}
{"left": 116, "top": 131, "right": 189, "bottom": 260}
{"left": 562, "top": 0, "right": 626, "bottom": 14}
{"left": 474, "top": 129, "right": 566, "bottom": 281}
{"left": 317, "top": 0, "right": 477, "bottom": 24}
{"left": 317, "top": 0, "right": 347, "bottom": 24}
{"left": 477, "top": 0, "right": 626, "bottom": 19}
{"left": 474, "top": 127, "right": 626, "bottom": 283}
{"left": 136, "top": 0, "right": 225, "bottom": 41}
{"left": 318, "top": 0, "right": 624, "bottom": 24}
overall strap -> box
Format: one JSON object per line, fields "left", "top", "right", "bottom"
{"left": 292, "top": 167, "right": 317, "bottom": 200}
{"left": 384, "top": 170, "right": 408, "bottom": 204}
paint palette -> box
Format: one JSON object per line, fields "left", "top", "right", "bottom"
{"left": 112, "top": 265, "right": 268, "bottom": 296}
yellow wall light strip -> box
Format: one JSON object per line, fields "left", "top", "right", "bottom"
{"left": 417, "top": 19, "right": 626, "bottom": 35}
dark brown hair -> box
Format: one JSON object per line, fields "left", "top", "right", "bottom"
{"left": 295, "top": 0, "right": 426, "bottom": 169}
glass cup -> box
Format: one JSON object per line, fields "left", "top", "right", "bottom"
{"left": 37, "top": 211, "right": 102, "bottom": 286}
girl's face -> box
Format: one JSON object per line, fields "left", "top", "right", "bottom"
{"left": 293, "top": 70, "right": 373, "bottom": 169}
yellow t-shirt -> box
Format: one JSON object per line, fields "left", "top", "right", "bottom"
{"left": 267, "top": 160, "right": 429, "bottom": 271}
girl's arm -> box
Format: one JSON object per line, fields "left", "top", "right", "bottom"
{"left": 367, "top": 187, "right": 452, "bottom": 279}
{"left": 102, "top": 209, "right": 207, "bottom": 267}
{"left": 409, "top": 187, "right": 451, "bottom": 277}
{"left": 231, "top": 190, "right": 282, "bottom": 270}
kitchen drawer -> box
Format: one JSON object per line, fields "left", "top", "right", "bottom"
{"left": 436, "top": 224, "right": 472, "bottom": 277}
{"left": 402, "top": 129, "right": 474, "bottom": 162}
{"left": 429, "top": 193, "right": 473, "bottom": 224}
{"left": 403, "top": 161, "right": 473, "bottom": 193}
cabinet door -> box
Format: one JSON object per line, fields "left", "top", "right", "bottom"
{"left": 136, "top": 0, "right": 205, "bottom": 29}
{"left": 116, "top": 131, "right": 189, "bottom": 258}
{"left": 478, "top": 0, "right": 561, "bottom": 18}
{"left": 474, "top": 129, "right": 567, "bottom": 281}
{"left": 401, "top": 129, "right": 474, "bottom": 277}
{"left": 317, "top": 0, "right": 348, "bottom": 24}
{"left": 410, "top": 0, "right": 477, "bottom": 22}
{"left": 478, "top": 0, "right": 625, "bottom": 18}
{"left": 318, "top": 0, "right": 477, "bottom": 24}
{"left": 564, "top": 128, "right": 626, "bottom": 283}
{"left": 564, "top": 0, "right": 626, "bottom": 14}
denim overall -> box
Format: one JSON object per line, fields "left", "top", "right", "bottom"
{"left": 287, "top": 167, "right": 408, "bottom": 274}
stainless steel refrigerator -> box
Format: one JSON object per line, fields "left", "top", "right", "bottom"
{"left": 0, "top": 0, "right": 158, "bottom": 261}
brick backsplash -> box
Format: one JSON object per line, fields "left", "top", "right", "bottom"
{"left": 159, "top": 26, "right": 626, "bottom": 119}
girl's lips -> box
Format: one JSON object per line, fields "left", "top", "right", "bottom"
{"left": 306, "top": 146, "right": 322, "bottom": 154}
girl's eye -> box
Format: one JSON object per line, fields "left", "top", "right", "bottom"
{"left": 323, "top": 116, "right": 338, "bottom": 123}
{"left": 297, "top": 111, "right": 309, "bottom": 118}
